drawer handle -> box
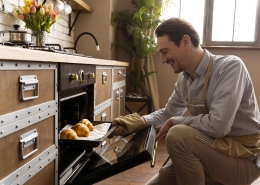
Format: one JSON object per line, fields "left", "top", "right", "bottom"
{"left": 120, "top": 89, "right": 124, "bottom": 98}
{"left": 19, "top": 75, "right": 39, "bottom": 101}
{"left": 116, "top": 90, "right": 120, "bottom": 100}
{"left": 118, "top": 70, "right": 126, "bottom": 77}
{"left": 101, "top": 112, "right": 107, "bottom": 121}
{"left": 102, "top": 72, "right": 107, "bottom": 84}
{"left": 20, "top": 129, "right": 39, "bottom": 159}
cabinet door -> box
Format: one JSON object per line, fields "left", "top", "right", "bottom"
{"left": 112, "top": 86, "right": 126, "bottom": 119}
{"left": 0, "top": 70, "right": 55, "bottom": 116}
{"left": 95, "top": 69, "right": 112, "bottom": 106}
{"left": 113, "top": 68, "right": 126, "bottom": 83}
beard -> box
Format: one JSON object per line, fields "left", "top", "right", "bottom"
{"left": 167, "top": 59, "right": 182, "bottom": 73}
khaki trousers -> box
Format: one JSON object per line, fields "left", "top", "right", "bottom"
{"left": 146, "top": 125, "right": 260, "bottom": 185}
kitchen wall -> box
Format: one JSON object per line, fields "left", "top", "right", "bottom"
{"left": 74, "top": 0, "right": 120, "bottom": 60}
{"left": 0, "top": 0, "right": 74, "bottom": 48}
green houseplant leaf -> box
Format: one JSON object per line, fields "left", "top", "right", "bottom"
{"left": 111, "top": 0, "right": 170, "bottom": 94}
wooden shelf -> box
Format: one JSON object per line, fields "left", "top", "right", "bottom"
{"left": 71, "top": 0, "right": 92, "bottom": 12}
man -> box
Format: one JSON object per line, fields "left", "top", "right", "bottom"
{"left": 112, "top": 18, "right": 260, "bottom": 185}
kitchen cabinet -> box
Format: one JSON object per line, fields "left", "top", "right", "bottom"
{"left": 0, "top": 61, "right": 58, "bottom": 185}
{"left": 94, "top": 66, "right": 126, "bottom": 122}
{"left": 112, "top": 67, "right": 126, "bottom": 119}
{"left": 94, "top": 66, "right": 112, "bottom": 121}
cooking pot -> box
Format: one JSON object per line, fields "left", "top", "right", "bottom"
{"left": 0, "top": 24, "right": 32, "bottom": 43}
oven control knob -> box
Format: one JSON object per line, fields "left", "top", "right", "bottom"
{"left": 70, "top": 73, "right": 78, "bottom": 81}
{"left": 88, "top": 72, "right": 95, "bottom": 79}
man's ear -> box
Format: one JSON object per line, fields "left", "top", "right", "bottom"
{"left": 182, "top": 35, "right": 191, "bottom": 47}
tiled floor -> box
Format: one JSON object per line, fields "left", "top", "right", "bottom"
{"left": 95, "top": 137, "right": 260, "bottom": 185}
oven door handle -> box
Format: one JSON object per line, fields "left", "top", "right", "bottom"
{"left": 150, "top": 141, "right": 158, "bottom": 168}
{"left": 59, "top": 92, "right": 87, "bottom": 102}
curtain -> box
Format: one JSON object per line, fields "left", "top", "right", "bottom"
{"left": 140, "top": 0, "right": 162, "bottom": 111}
{"left": 141, "top": 55, "right": 160, "bottom": 111}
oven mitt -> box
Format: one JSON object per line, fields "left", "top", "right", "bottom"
{"left": 110, "top": 112, "right": 146, "bottom": 137}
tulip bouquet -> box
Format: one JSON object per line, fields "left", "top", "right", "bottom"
{"left": 12, "top": 0, "right": 60, "bottom": 33}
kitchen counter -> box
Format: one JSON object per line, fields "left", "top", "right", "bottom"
{"left": 0, "top": 45, "right": 128, "bottom": 66}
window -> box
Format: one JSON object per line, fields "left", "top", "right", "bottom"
{"left": 162, "top": 0, "right": 260, "bottom": 47}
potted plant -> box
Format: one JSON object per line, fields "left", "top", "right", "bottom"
{"left": 111, "top": 0, "right": 169, "bottom": 94}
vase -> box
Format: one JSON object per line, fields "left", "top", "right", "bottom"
{"left": 31, "top": 31, "right": 48, "bottom": 47}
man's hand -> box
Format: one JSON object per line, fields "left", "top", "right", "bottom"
{"left": 110, "top": 112, "right": 146, "bottom": 137}
{"left": 155, "top": 117, "right": 174, "bottom": 141}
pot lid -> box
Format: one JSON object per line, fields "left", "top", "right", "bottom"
{"left": 4, "top": 24, "right": 30, "bottom": 33}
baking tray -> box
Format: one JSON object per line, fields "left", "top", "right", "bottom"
{"left": 59, "top": 121, "right": 118, "bottom": 148}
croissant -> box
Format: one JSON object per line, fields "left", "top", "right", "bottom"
{"left": 60, "top": 128, "right": 78, "bottom": 140}
{"left": 71, "top": 123, "right": 90, "bottom": 137}
{"left": 79, "top": 119, "right": 94, "bottom": 131}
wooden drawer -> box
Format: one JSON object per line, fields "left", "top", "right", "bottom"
{"left": 0, "top": 69, "right": 55, "bottom": 116}
{"left": 0, "top": 108, "right": 58, "bottom": 185}
{"left": 95, "top": 69, "right": 112, "bottom": 106}
{"left": 0, "top": 116, "right": 55, "bottom": 180}
{"left": 25, "top": 161, "right": 55, "bottom": 185}
{"left": 113, "top": 68, "right": 126, "bottom": 83}
{"left": 112, "top": 86, "right": 125, "bottom": 119}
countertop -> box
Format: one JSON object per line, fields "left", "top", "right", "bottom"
{"left": 0, "top": 45, "right": 128, "bottom": 66}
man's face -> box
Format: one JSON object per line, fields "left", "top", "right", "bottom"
{"left": 157, "top": 35, "right": 187, "bottom": 73}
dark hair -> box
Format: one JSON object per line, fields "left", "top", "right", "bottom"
{"left": 155, "top": 17, "right": 200, "bottom": 47}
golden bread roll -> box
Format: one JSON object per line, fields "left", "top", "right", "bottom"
{"left": 71, "top": 123, "right": 90, "bottom": 137}
{"left": 79, "top": 119, "right": 94, "bottom": 131}
{"left": 60, "top": 128, "right": 78, "bottom": 140}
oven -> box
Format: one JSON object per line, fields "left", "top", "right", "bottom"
{"left": 57, "top": 63, "right": 157, "bottom": 185}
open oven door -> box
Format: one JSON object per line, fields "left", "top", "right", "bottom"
{"left": 60, "top": 125, "right": 156, "bottom": 185}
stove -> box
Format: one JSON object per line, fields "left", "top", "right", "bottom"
{"left": 0, "top": 42, "right": 92, "bottom": 58}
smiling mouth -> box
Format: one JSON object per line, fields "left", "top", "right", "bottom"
{"left": 167, "top": 59, "right": 175, "bottom": 67}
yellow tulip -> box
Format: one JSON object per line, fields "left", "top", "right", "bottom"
{"left": 48, "top": 3, "right": 53, "bottom": 11}
{"left": 23, "top": 6, "right": 31, "bottom": 14}
{"left": 12, "top": 10, "right": 18, "bottom": 18}
{"left": 40, "top": 7, "right": 45, "bottom": 15}
{"left": 45, "top": 9, "right": 49, "bottom": 16}
{"left": 18, "top": 6, "right": 24, "bottom": 14}
{"left": 56, "top": 14, "right": 60, "bottom": 21}
{"left": 24, "top": 0, "right": 33, "bottom": 7}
